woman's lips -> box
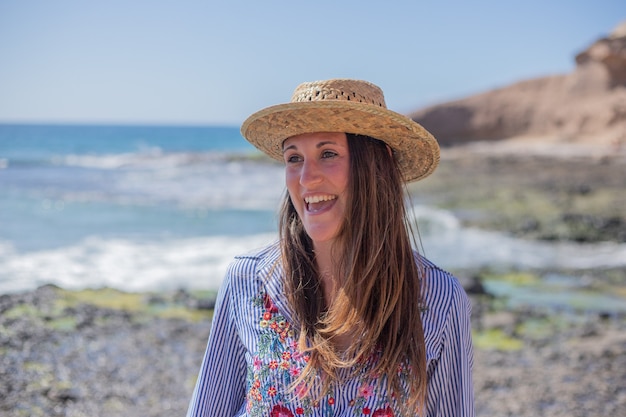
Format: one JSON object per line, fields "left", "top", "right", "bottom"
{"left": 304, "top": 194, "right": 337, "bottom": 213}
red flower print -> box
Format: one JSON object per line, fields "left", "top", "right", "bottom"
{"left": 282, "top": 351, "right": 291, "bottom": 361}
{"left": 294, "top": 383, "right": 308, "bottom": 399}
{"left": 289, "top": 366, "right": 300, "bottom": 377}
{"left": 372, "top": 406, "right": 394, "bottom": 417}
{"left": 249, "top": 387, "right": 259, "bottom": 400}
{"left": 296, "top": 407, "right": 304, "bottom": 415}
{"left": 268, "top": 386, "right": 277, "bottom": 397}
{"left": 263, "top": 311, "right": 272, "bottom": 320}
{"left": 270, "top": 404, "right": 294, "bottom": 417}
{"left": 359, "top": 384, "right": 374, "bottom": 398}
{"left": 363, "top": 406, "right": 371, "bottom": 414}
{"left": 328, "top": 397, "right": 335, "bottom": 406}
{"left": 264, "top": 294, "right": 279, "bottom": 313}
{"left": 269, "top": 360, "right": 279, "bottom": 370}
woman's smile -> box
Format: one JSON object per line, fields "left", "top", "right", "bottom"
{"left": 304, "top": 193, "right": 337, "bottom": 213}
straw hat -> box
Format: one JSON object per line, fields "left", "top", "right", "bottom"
{"left": 241, "top": 79, "right": 440, "bottom": 182}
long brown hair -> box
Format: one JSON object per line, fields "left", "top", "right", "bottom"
{"left": 279, "top": 133, "right": 427, "bottom": 414}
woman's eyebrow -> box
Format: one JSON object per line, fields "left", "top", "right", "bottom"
{"left": 282, "top": 141, "right": 338, "bottom": 153}
{"left": 316, "top": 141, "right": 337, "bottom": 148}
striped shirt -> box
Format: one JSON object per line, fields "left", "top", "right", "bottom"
{"left": 187, "top": 242, "right": 474, "bottom": 417}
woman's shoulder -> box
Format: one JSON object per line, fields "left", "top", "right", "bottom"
{"left": 419, "top": 255, "right": 463, "bottom": 290}
{"left": 416, "top": 253, "right": 470, "bottom": 319}
{"left": 223, "top": 240, "right": 291, "bottom": 322}
{"left": 226, "top": 240, "right": 281, "bottom": 276}
{"left": 416, "top": 254, "right": 472, "bottom": 361}
{"left": 217, "top": 241, "right": 282, "bottom": 301}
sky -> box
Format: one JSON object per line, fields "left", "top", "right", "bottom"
{"left": 0, "top": 0, "right": 624, "bottom": 126}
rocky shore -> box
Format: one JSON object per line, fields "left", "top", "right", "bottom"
{"left": 1, "top": 272, "right": 624, "bottom": 417}
{"left": 411, "top": 144, "right": 626, "bottom": 243}
{"left": 2, "top": 150, "right": 625, "bottom": 417}
{"left": 0, "top": 285, "right": 215, "bottom": 417}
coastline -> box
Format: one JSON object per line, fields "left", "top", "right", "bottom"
{"left": 2, "top": 147, "right": 626, "bottom": 416}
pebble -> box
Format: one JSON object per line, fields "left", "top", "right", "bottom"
{"left": 0, "top": 285, "right": 624, "bottom": 416}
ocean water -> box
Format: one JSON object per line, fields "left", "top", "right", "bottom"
{"left": 0, "top": 124, "right": 282, "bottom": 293}
{"left": 1, "top": 124, "right": 626, "bottom": 294}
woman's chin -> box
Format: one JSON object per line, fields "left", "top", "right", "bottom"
{"left": 304, "top": 228, "right": 340, "bottom": 248}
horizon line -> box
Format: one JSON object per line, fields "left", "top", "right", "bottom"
{"left": 0, "top": 120, "right": 241, "bottom": 128}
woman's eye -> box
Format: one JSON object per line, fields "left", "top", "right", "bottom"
{"left": 286, "top": 154, "right": 302, "bottom": 163}
{"left": 322, "top": 150, "right": 337, "bottom": 159}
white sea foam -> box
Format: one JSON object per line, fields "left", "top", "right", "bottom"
{"left": 0, "top": 234, "right": 277, "bottom": 294}
{"left": 55, "top": 148, "right": 232, "bottom": 170}
{"left": 41, "top": 151, "right": 287, "bottom": 211}
{"left": 111, "top": 158, "right": 285, "bottom": 210}
{"left": 3, "top": 205, "right": 626, "bottom": 295}
{"left": 410, "top": 205, "right": 626, "bottom": 270}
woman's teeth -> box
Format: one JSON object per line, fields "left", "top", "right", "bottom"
{"left": 305, "top": 195, "right": 336, "bottom": 204}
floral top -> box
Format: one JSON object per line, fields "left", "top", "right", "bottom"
{"left": 186, "top": 242, "right": 474, "bottom": 416}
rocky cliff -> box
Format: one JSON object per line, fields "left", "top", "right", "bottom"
{"left": 410, "top": 21, "right": 626, "bottom": 147}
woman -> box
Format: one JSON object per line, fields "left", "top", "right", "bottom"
{"left": 187, "top": 79, "right": 474, "bottom": 416}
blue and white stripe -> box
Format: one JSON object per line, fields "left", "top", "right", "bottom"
{"left": 187, "top": 242, "right": 475, "bottom": 416}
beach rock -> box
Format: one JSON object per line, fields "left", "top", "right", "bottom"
{"left": 409, "top": 21, "right": 626, "bottom": 149}
{"left": 474, "top": 314, "right": 626, "bottom": 417}
{"left": 1, "top": 285, "right": 625, "bottom": 416}
{"left": 559, "top": 213, "right": 626, "bottom": 242}
{"left": 576, "top": 20, "right": 626, "bottom": 87}
{"left": 457, "top": 274, "right": 489, "bottom": 296}
{"left": 0, "top": 286, "right": 212, "bottom": 417}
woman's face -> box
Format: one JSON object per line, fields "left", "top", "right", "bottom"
{"left": 283, "top": 132, "right": 350, "bottom": 248}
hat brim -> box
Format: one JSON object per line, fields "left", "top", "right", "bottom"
{"left": 241, "top": 100, "right": 440, "bottom": 182}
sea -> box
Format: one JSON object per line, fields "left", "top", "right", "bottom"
{"left": 1, "top": 124, "right": 626, "bottom": 295}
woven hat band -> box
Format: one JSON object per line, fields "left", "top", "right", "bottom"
{"left": 291, "top": 79, "right": 387, "bottom": 108}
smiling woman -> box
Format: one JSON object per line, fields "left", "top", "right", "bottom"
{"left": 186, "top": 79, "right": 474, "bottom": 417}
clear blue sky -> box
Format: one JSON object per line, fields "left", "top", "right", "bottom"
{"left": 0, "top": 0, "right": 623, "bottom": 126}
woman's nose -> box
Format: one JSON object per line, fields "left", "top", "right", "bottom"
{"left": 299, "top": 160, "right": 323, "bottom": 187}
